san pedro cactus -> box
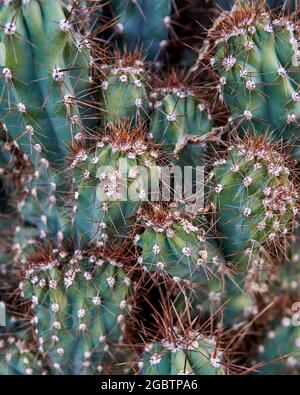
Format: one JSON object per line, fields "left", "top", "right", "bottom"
{"left": 213, "top": 0, "right": 299, "bottom": 11}
{"left": 136, "top": 203, "right": 228, "bottom": 283}
{"left": 99, "top": 52, "right": 150, "bottom": 124}
{"left": 149, "top": 71, "right": 216, "bottom": 166}
{"left": 140, "top": 327, "right": 225, "bottom": 375}
{"left": 251, "top": 230, "right": 300, "bottom": 374}
{"left": 173, "top": 278, "right": 259, "bottom": 328}
{"left": 253, "top": 319, "right": 300, "bottom": 374}
{"left": 0, "top": 0, "right": 90, "bottom": 167}
{"left": 0, "top": 0, "right": 300, "bottom": 378}
{"left": 0, "top": 316, "right": 45, "bottom": 375}
{"left": 9, "top": 120, "right": 159, "bottom": 246}
{"left": 199, "top": 1, "right": 300, "bottom": 143}
{"left": 20, "top": 246, "right": 132, "bottom": 375}
{"left": 72, "top": 122, "right": 160, "bottom": 245}
{"left": 109, "top": 0, "right": 173, "bottom": 61}
{"left": 210, "top": 136, "right": 298, "bottom": 263}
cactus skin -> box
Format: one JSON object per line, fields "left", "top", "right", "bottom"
{"left": 137, "top": 204, "right": 227, "bottom": 283}
{"left": 253, "top": 321, "right": 300, "bottom": 374}
{"left": 210, "top": 137, "right": 298, "bottom": 263}
{"left": 110, "top": 0, "right": 172, "bottom": 61}
{"left": 252, "top": 231, "right": 300, "bottom": 374}
{"left": 0, "top": 332, "right": 45, "bottom": 375}
{"left": 149, "top": 74, "right": 215, "bottom": 166}
{"left": 0, "top": 0, "right": 90, "bottom": 168}
{"left": 1, "top": 0, "right": 300, "bottom": 378}
{"left": 0, "top": 137, "right": 30, "bottom": 278}
{"left": 0, "top": 134, "right": 67, "bottom": 245}
{"left": 21, "top": 247, "right": 132, "bottom": 375}
{"left": 0, "top": 214, "right": 19, "bottom": 277}
{"left": 213, "top": 0, "right": 299, "bottom": 11}
{"left": 140, "top": 327, "right": 225, "bottom": 375}
{"left": 174, "top": 279, "right": 259, "bottom": 328}
{"left": 100, "top": 55, "right": 150, "bottom": 125}
{"left": 203, "top": 2, "right": 300, "bottom": 142}
{"left": 72, "top": 124, "right": 160, "bottom": 245}
{"left": 1, "top": 128, "right": 72, "bottom": 260}
{"left": 19, "top": 158, "right": 65, "bottom": 243}
{"left": 0, "top": 340, "right": 41, "bottom": 375}
{"left": 173, "top": 244, "right": 276, "bottom": 328}
{"left": 17, "top": 123, "right": 159, "bottom": 247}
{"left": 0, "top": 313, "right": 46, "bottom": 376}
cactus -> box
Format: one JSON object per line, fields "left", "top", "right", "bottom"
{"left": 210, "top": 136, "right": 298, "bottom": 264}
{"left": 149, "top": 71, "right": 216, "bottom": 166}
{"left": 136, "top": 203, "right": 228, "bottom": 283}
{"left": 18, "top": 157, "right": 65, "bottom": 243}
{"left": 0, "top": 0, "right": 91, "bottom": 168}
{"left": 140, "top": 326, "right": 225, "bottom": 375}
{"left": 72, "top": 122, "right": 160, "bottom": 245}
{"left": 109, "top": 0, "right": 172, "bottom": 61}
{"left": 252, "top": 319, "right": 300, "bottom": 374}
{"left": 0, "top": 137, "right": 27, "bottom": 279}
{"left": 99, "top": 52, "right": 150, "bottom": 125}
{"left": 5, "top": 120, "right": 159, "bottom": 246}
{"left": 0, "top": 317, "right": 45, "bottom": 375}
{"left": 0, "top": 336, "right": 42, "bottom": 375}
{"left": 213, "top": 0, "right": 299, "bottom": 11}
{"left": 251, "top": 230, "right": 300, "bottom": 374}
{"left": 21, "top": 245, "right": 132, "bottom": 375}
{"left": 200, "top": 1, "right": 300, "bottom": 145}
{"left": 174, "top": 279, "right": 259, "bottom": 328}
{"left": 0, "top": 0, "right": 300, "bottom": 377}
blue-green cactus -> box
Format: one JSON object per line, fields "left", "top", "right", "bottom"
{"left": 72, "top": 123, "right": 160, "bottom": 245}
{"left": 99, "top": 52, "right": 150, "bottom": 125}
{"left": 0, "top": 314, "right": 46, "bottom": 375}
{"left": 140, "top": 326, "right": 225, "bottom": 375}
{"left": 149, "top": 72, "right": 215, "bottom": 167}
{"left": 210, "top": 137, "right": 298, "bottom": 263}
{"left": 201, "top": 2, "right": 300, "bottom": 144}
{"left": 110, "top": 0, "right": 172, "bottom": 61}
{"left": 21, "top": 246, "right": 132, "bottom": 374}
{"left": 136, "top": 204, "right": 228, "bottom": 283}
{"left": 0, "top": 0, "right": 91, "bottom": 167}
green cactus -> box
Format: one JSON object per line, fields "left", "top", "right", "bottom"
{"left": 21, "top": 246, "right": 132, "bottom": 375}
{"left": 249, "top": 227, "right": 300, "bottom": 374}
{"left": 109, "top": 0, "right": 172, "bottom": 61}
{"left": 0, "top": 338, "right": 43, "bottom": 375}
{"left": 1, "top": 0, "right": 300, "bottom": 377}
{"left": 270, "top": 227, "right": 300, "bottom": 298}
{"left": 253, "top": 320, "right": 300, "bottom": 374}
{"left": 7, "top": 120, "right": 160, "bottom": 246}
{"left": 0, "top": 0, "right": 91, "bottom": 168}
{"left": 0, "top": 313, "right": 46, "bottom": 375}
{"left": 0, "top": 138, "right": 26, "bottom": 278}
{"left": 140, "top": 327, "right": 225, "bottom": 375}
{"left": 210, "top": 137, "right": 298, "bottom": 263}
{"left": 0, "top": 130, "right": 68, "bottom": 246}
{"left": 213, "top": 0, "right": 299, "bottom": 11}
{"left": 99, "top": 52, "right": 150, "bottom": 125}
{"left": 174, "top": 279, "right": 259, "bottom": 328}
{"left": 0, "top": 214, "right": 16, "bottom": 277}
{"left": 136, "top": 204, "right": 228, "bottom": 283}
{"left": 18, "top": 159, "right": 65, "bottom": 243}
{"left": 72, "top": 123, "right": 160, "bottom": 245}
{"left": 149, "top": 72, "right": 215, "bottom": 166}
{"left": 201, "top": 2, "right": 300, "bottom": 143}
